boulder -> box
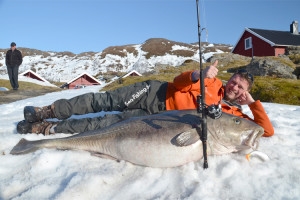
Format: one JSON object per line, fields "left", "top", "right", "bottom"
{"left": 246, "top": 57, "right": 297, "bottom": 79}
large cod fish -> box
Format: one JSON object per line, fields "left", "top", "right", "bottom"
{"left": 10, "top": 110, "right": 264, "bottom": 168}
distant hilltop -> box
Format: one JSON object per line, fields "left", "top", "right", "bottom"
{"left": 0, "top": 38, "right": 232, "bottom": 82}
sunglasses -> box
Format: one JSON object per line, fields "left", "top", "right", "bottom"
{"left": 235, "top": 69, "right": 254, "bottom": 83}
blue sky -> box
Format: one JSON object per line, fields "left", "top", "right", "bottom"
{"left": 0, "top": 0, "right": 299, "bottom": 54}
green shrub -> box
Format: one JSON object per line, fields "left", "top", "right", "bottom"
{"left": 288, "top": 54, "right": 300, "bottom": 64}
{"left": 251, "top": 77, "right": 300, "bottom": 105}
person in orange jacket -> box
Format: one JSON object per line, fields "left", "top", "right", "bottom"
{"left": 166, "top": 60, "right": 274, "bottom": 137}
{"left": 17, "top": 60, "right": 274, "bottom": 137}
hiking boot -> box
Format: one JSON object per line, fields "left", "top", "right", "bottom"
{"left": 24, "top": 104, "right": 56, "bottom": 123}
{"left": 17, "top": 120, "right": 57, "bottom": 135}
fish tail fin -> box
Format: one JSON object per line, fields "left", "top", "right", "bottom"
{"left": 10, "top": 138, "right": 40, "bottom": 155}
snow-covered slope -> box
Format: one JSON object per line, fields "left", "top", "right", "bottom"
{"left": 0, "top": 87, "right": 299, "bottom": 200}
{"left": 0, "top": 38, "right": 231, "bottom": 82}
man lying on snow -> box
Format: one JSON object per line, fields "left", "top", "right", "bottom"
{"left": 17, "top": 60, "right": 274, "bottom": 137}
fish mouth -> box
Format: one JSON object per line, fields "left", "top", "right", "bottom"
{"left": 240, "top": 128, "right": 264, "bottom": 152}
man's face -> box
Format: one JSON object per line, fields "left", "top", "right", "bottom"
{"left": 11, "top": 46, "right": 16, "bottom": 50}
{"left": 225, "top": 74, "right": 250, "bottom": 101}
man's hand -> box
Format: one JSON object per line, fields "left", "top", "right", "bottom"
{"left": 238, "top": 91, "right": 255, "bottom": 105}
{"left": 204, "top": 60, "right": 218, "bottom": 79}
{"left": 192, "top": 60, "right": 219, "bottom": 81}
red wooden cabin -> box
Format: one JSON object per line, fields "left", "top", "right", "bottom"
{"left": 19, "top": 69, "right": 50, "bottom": 83}
{"left": 232, "top": 21, "right": 300, "bottom": 57}
{"left": 61, "top": 72, "right": 101, "bottom": 89}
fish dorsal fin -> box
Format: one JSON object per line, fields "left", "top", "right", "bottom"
{"left": 173, "top": 130, "right": 200, "bottom": 147}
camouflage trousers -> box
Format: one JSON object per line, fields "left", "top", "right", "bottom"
{"left": 53, "top": 80, "right": 168, "bottom": 134}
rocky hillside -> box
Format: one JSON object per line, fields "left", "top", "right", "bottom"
{"left": 1, "top": 38, "right": 299, "bottom": 82}
{"left": 0, "top": 38, "right": 231, "bottom": 82}
{"left": 211, "top": 53, "right": 299, "bottom": 79}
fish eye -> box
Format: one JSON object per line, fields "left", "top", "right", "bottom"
{"left": 233, "top": 117, "right": 241, "bottom": 125}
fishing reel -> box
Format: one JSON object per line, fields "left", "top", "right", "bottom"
{"left": 197, "top": 95, "right": 222, "bottom": 119}
{"left": 206, "top": 104, "right": 222, "bottom": 119}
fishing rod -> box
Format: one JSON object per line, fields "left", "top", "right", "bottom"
{"left": 195, "top": 0, "right": 208, "bottom": 169}
{"left": 195, "top": 0, "right": 222, "bottom": 169}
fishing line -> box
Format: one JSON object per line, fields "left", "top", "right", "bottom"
{"left": 200, "top": 0, "right": 208, "bottom": 42}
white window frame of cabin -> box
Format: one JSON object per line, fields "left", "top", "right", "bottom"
{"left": 244, "top": 37, "right": 252, "bottom": 50}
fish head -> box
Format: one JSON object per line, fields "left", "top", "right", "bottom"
{"left": 207, "top": 113, "right": 264, "bottom": 154}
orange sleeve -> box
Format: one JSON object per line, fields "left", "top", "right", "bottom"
{"left": 248, "top": 100, "right": 274, "bottom": 137}
{"left": 172, "top": 71, "right": 199, "bottom": 92}
{"left": 222, "top": 101, "right": 275, "bottom": 137}
{"left": 165, "top": 71, "right": 223, "bottom": 110}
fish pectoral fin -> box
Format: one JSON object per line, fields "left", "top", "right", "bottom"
{"left": 172, "top": 131, "right": 200, "bottom": 147}
{"left": 91, "top": 152, "right": 120, "bottom": 162}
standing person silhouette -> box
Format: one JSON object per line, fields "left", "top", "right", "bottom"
{"left": 5, "top": 42, "right": 23, "bottom": 90}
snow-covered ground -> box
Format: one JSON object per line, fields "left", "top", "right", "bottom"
{"left": 0, "top": 84, "right": 299, "bottom": 199}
